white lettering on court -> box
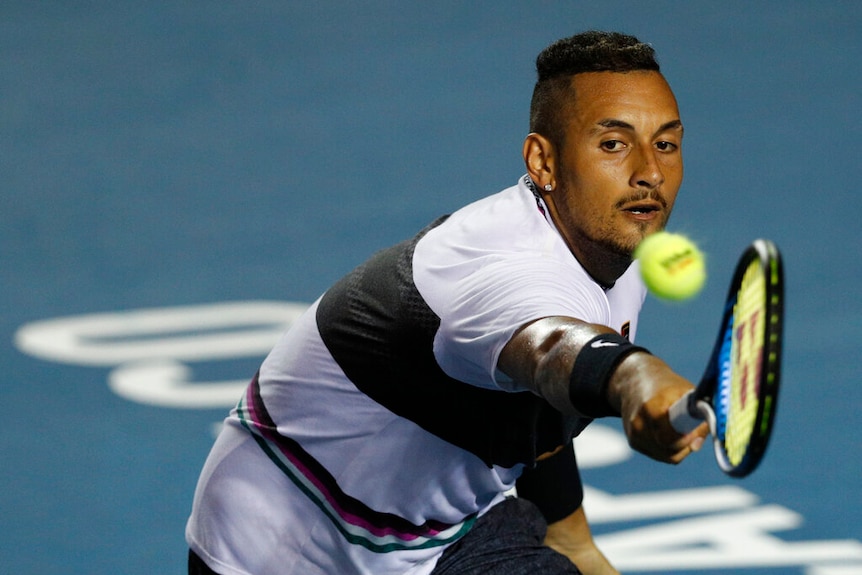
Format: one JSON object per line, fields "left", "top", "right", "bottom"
{"left": 585, "top": 486, "right": 862, "bottom": 572}
{"left": 14, "top": 301, "right": 307, "bottom": 408}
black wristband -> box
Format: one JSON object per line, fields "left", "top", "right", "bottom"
{"left": 569, "top": 333, "right": 650, "bottom": 418}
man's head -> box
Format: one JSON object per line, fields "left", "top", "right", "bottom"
{"left": 530, "top": 31, "right": 660, "bottom": 150}
{"left": 523, "top": 31, "right": 683, "bottom": 287}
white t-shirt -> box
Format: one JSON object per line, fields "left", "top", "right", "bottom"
{"left": 186, "top": 176, "right": 646, "bottom": 575}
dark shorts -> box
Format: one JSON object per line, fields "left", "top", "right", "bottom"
{"left": 430, "top": 497, "right": 581, "bottom": 574}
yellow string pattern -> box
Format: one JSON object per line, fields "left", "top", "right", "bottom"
{"left": 725, "top": 260, "right": 766, "bottom": 465}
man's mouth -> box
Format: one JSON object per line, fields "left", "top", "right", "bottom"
{"left": 622, "top": 200, "right": 663, "bottom": 216}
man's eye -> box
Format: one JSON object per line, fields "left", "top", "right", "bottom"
{"left": 656, "top": 141, "right": 678, "bottom": 152}
{"left": 601, "top": 140, "right": 625, "bottom": 151}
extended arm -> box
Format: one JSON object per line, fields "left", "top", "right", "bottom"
{"left": 498, "top": 316, "right": 705, "bottom": 463}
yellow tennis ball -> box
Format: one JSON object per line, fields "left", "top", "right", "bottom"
{"left": 635, "top": 231, "right": 706, "bottom": 301}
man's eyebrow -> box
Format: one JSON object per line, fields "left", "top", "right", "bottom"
{"left": 595, "top": 119, "right": 635, "bottom": 131}
{"left": 658, "top": 119, "right": 684, "bottom": 134}
{"left": 592, "top": 118, "right": 684, "bottom": 135}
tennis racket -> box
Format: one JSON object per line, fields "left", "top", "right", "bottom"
{"left": 668, "top": 239, "right": 784, "bottom": 477}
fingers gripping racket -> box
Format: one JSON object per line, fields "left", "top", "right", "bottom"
{"left": 669, "top": 239, "right": 784, "bottom": 477}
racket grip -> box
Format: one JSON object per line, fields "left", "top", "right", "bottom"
{"left": 668, "top": 390, "right": 703, "bottom": 434}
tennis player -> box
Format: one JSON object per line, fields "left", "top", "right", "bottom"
{"left": 186, "top": 30, "right": 708, "bottom": 575}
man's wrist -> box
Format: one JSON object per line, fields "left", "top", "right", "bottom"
{"left": 568, "top": 333, "right": 650, "bottom": 417}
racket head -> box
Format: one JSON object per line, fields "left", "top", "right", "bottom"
{"left": 698, "top": 239, "right": 784, "bottom": 477}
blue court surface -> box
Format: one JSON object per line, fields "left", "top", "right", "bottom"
{"left": 3, "top": 2, "right": 861, "bottom": 573}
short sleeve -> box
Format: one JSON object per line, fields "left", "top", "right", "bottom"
{"left": 436, "top": 254, "right": 608, "bottom": 389}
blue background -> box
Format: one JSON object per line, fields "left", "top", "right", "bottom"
{"left": 2, "top": 2, "right": 860, "bottom": 573}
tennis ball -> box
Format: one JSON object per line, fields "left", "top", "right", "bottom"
{"left": 635, "top": 231, "right": 706, "bottom": 301}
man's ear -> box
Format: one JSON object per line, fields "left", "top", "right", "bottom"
{"left": 522, "top": 133, "right": 556, "bottom": 191}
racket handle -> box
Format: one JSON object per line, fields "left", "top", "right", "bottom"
{"left": 668, "top": 390, "right": 703, "bottom": 434}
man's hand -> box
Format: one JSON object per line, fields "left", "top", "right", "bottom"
{"left": 545, "top": 506, "right": 619, "bottom": 575}
{"left": 608, "top": 351, "right": 707, "bottom": 463}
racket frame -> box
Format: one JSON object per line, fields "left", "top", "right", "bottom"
{"left": 669, "top": 238, "right": 784, "bottom": 477}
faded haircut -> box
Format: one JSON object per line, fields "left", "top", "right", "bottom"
{"left": 529, "top": 31, "right": 660, "bottom": 148}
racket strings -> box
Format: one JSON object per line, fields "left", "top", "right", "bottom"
{"left": 724, "top": 260, "right": 767, "bottom": 465}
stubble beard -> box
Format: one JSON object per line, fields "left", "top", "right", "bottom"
{"left": 568, "top": 203, "right": 671, "bottom": 286}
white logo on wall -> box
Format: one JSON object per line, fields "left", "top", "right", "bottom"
{"left": 13, "top": 301, "right": 862, "bottom": 574}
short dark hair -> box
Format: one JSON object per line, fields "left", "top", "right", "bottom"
{"left": 529, "top": 31, "right": 660, "bottom": 147}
